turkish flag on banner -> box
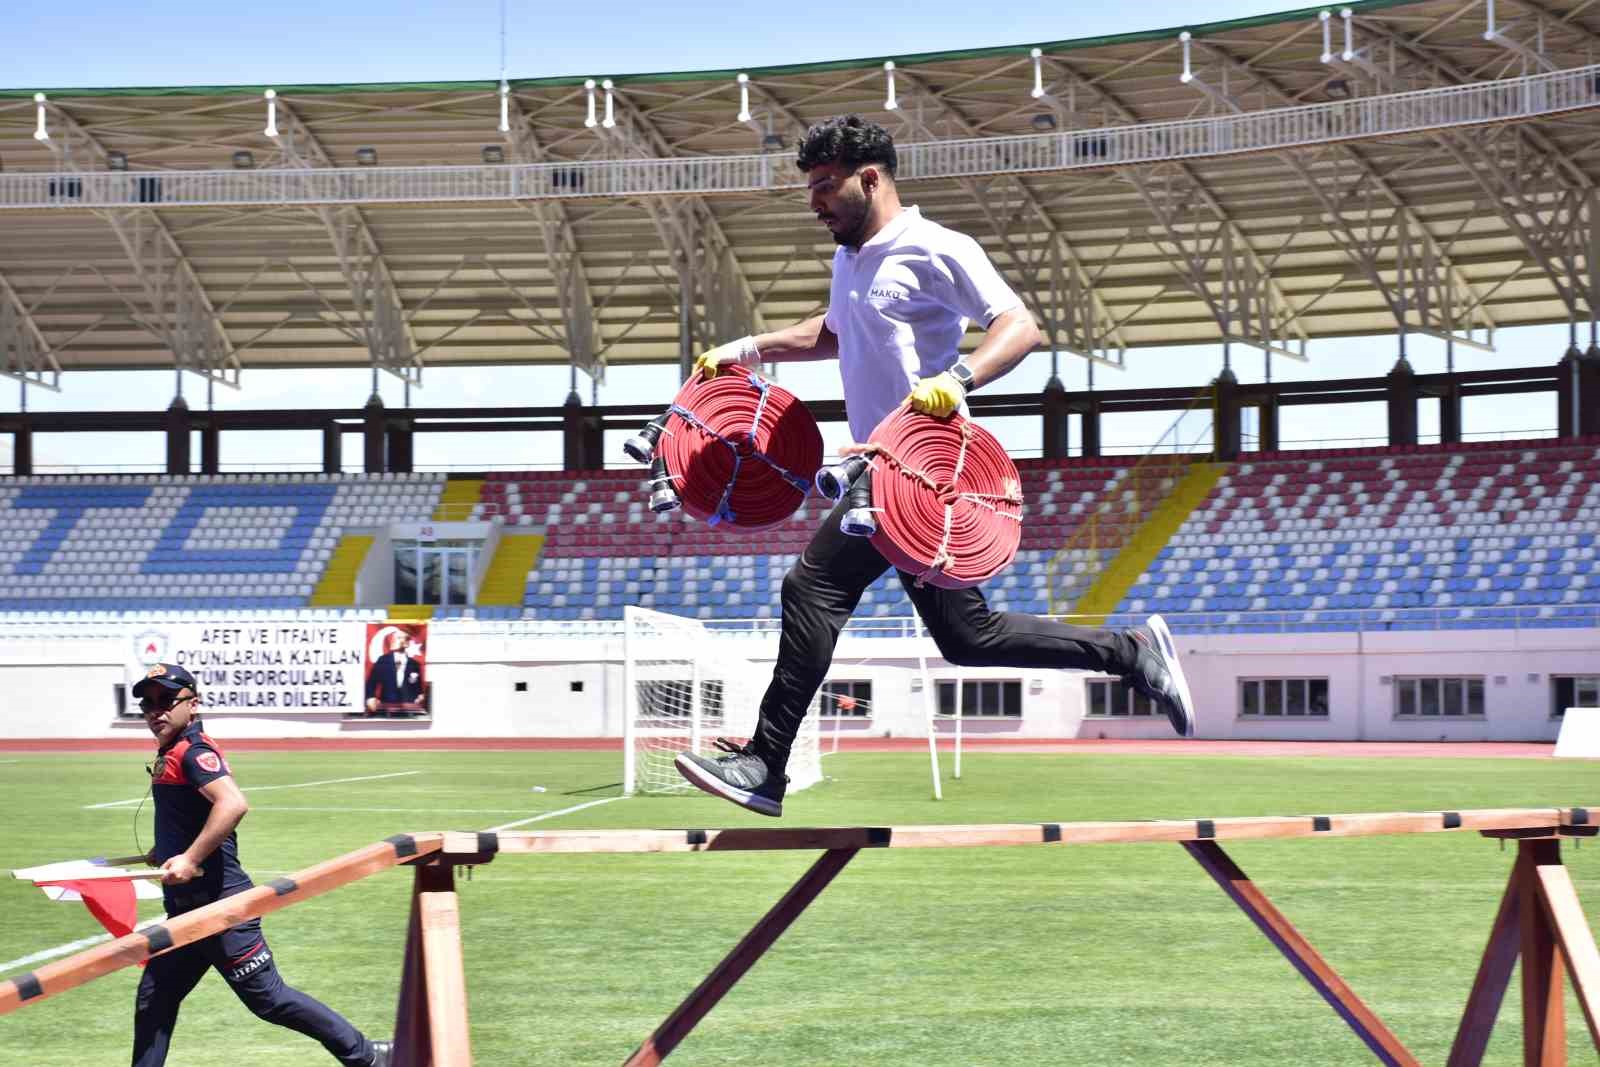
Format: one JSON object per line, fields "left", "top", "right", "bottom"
{"left": 36, "top": 878, "right": 139, "bottom": 939}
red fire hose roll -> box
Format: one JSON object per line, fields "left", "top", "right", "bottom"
{"left": 864, "top": 407, "right": 1023, "bottom": 588}
{"left": 660, "top": 370, "right": 822, "bottom": 530}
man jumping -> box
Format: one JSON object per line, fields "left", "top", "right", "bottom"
{"left": 676, "top": 116, "right": 1196, "bottom": 817}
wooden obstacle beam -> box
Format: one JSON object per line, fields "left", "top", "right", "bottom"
{"left": 469, "top": 807, "right": 1596, "bottom": 1067}
{"left": 3, "top": 807, "right": 1596, "bottom": 1067}
{"left": 471, "top": 805, "right": 1594, "bottom": 855}
{"left": 0, "top": 829, "right": 478, "bottom": 1066}
{"left": 0, "top": 833, "right": 443, "bottom": 1015}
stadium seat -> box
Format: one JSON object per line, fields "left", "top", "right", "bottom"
{"left": 0, "top": 474, "right": 445, "bottom": 611}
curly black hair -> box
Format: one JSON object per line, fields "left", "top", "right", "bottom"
{"left": 795, "top": 115, "right": 897, "bottom": 176}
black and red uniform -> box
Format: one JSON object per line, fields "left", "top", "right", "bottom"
{"left": 132, "top": 720, "right": 378, "bottom": 1067}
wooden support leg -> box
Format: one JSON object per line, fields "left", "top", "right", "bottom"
{"left": 419, "top": 865, "right": 472, "bottom": 1067}
{"left": 1183, "top": 840, "right": 1420, "bottom": 1067}
{"left": 393, "top": 873, "right": 431, "bottom": 1067}
{"left": 393, "top": 864, "right": 473, "bottom": 1067}
{"left": 623, "top": 848, "right": 859, "bottom": 1067}
{"left": 1532, "top": 845, "right": 1600, "bottom": 1054}
{"left": 1518, "top": 840, "right": 1566, "bottom": 1066}
{"left": 1447, "top": 851, "right": 1525, "bottom": 1067}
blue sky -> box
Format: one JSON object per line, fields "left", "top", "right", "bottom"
{"left": 3, "top": 0, "right": 1570, "bottom": 471}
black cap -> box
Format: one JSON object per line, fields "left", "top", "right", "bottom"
{"left": 131, "top": 663, "right": 198, "bottom": 699}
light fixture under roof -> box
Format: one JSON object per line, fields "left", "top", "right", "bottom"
{"left": 232, "top": 150, "right": 254, "bottom": 170}
{"left": 482, "top": 144, "right": 505, "bottom": 164}
{"left": 355, "top": 146, "right": 378, "bottom": 166}
{"left": 107, "top": 151, "right": 128, "bottom": 171}
{"left": 1326, "top": 77, "right": 1351, "bottom": 99}
{"left": 1031, "top": 112, "right": 1056, "bottom": 132}
{"left": 762, "top": 132, "right": 784, "bottom": 150}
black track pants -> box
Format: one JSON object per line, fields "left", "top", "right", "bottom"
{"left": 752, "top": 496, "right": 1140, "bottom": 768}
{"left": 132, "top": 914, "right": 373, "bottom": 1066}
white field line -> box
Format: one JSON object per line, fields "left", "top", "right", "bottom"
{"left": 0, "top": 760, "right": 19, "bottom": 764}
{"left": 484, "top": 796, "right": 623, "bottom": 832}
{"left": 0, "top": 917, "right": 165, "bottom": 977}
{"left": 83, "top": 771, "right": 421, "bottom": 809}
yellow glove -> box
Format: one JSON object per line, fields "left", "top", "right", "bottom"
{"left": 692, "top": 336, "right": 761, "bottom": 380}
{"left": 908, "top": 371, "right": 967, "bottom": 417}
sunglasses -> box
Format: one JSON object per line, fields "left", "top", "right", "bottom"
{"left": 139, "top": 691, "right": 198, "bottom": 716}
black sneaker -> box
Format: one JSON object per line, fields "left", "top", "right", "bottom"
{"left": 368, "top": 1040, "right": 393, "bottom": 1067}
{"left": 1129, "top": 615, "right": 1196, "bottom": 738}
{"left": 674, "top": 738, "right": 788, "bottom": 817}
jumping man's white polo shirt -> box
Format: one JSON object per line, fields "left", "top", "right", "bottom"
{"left": 823, "top": 206, "right": 1024, "bottom": 442}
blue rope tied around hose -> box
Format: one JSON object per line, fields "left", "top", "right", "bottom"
{"left": 668, "top": 372, "right": 813, "bottom": 527}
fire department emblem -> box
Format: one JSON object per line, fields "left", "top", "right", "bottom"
{"left": 134, "top": 632, "right": 171, "bottom": 667}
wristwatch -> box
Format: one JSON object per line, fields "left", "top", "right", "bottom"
{"left": 948, "top": 360, "right": 977, "bottom": 392}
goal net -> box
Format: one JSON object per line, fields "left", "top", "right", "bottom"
{"left": 623, "top": 606, "right": 824, "bottom": 796}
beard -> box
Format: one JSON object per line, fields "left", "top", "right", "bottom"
{"left": 824, "top": 201, "right": 869, "bottom": 248}
{"left": 831, "top": 219, "right": 867, "bottom": 247}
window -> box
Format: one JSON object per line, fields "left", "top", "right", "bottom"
{"left": 938, "top": 679, "right": 1022, "bottom": 717}
{"left": 1239, "top": 678, "right": 1329, "bottom": 718}
{"left": 1552, "top": 676, "right": 1600, "bottom": 719}
{"left": 820, "top": 680, "right": 871, "bottom": 718}
{"left": 1085, "top": 678, "right": 1156, "bottom": 718}
{"left": 394, "top": 539, "right": 479, "bottom": 607}
{"left": 1394, "top": 677, "right": 1484, "bottom": 719}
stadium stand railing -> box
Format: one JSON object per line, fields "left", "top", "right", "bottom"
{"left": 4, "top": 63, "right": 1598, "bottom": 210}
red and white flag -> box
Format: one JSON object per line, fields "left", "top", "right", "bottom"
{"left": 12, "top": 858, "right": 163, "bottom": 940}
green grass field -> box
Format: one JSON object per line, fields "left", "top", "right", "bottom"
{"left": 1, "top": 748, "right": 1595, "bottom": 1066}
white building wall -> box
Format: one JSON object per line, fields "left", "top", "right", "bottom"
{"left": 0, "top": 624, "right": 1592, "bottom": 744}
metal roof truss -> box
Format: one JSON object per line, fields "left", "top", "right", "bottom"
{"left": 36, "top": 100, "right": 240, "bottom": 388}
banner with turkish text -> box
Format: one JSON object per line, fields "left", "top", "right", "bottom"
{"left": 127, "top": 623, "right": 365, "bottom": 712}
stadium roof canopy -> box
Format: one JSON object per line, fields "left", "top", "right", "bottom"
{"left": 1, "top": 0, "right": 1598, "bottom": 392}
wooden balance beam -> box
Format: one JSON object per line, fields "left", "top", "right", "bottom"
{"left": 2, "top": 808, "right": 1595, "bottom": 1067}
{"left": 0, "top": 834, "right": 443, "bottom": 1015}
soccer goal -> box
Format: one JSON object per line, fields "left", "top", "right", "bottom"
{"left": 623, "top": 607, "right": 823, "bottom": 796}
{"left": 1554, "top": 705, "right": 1600, "bottom": 758}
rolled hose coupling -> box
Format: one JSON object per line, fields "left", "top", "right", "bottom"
{"left": 647, "top": 455, "right": 681, "bottom": 513}
{"left": 623, "top": 410, "right": 672, "bottom": 465}
{"left": 815, "top": 453, "right": 871, "bottom": 501}
{"left": 840, "top": 464, "right": 876, "bottom": 537}
{"left": 642, "top": 370, "right": 820, "bottom": 530}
